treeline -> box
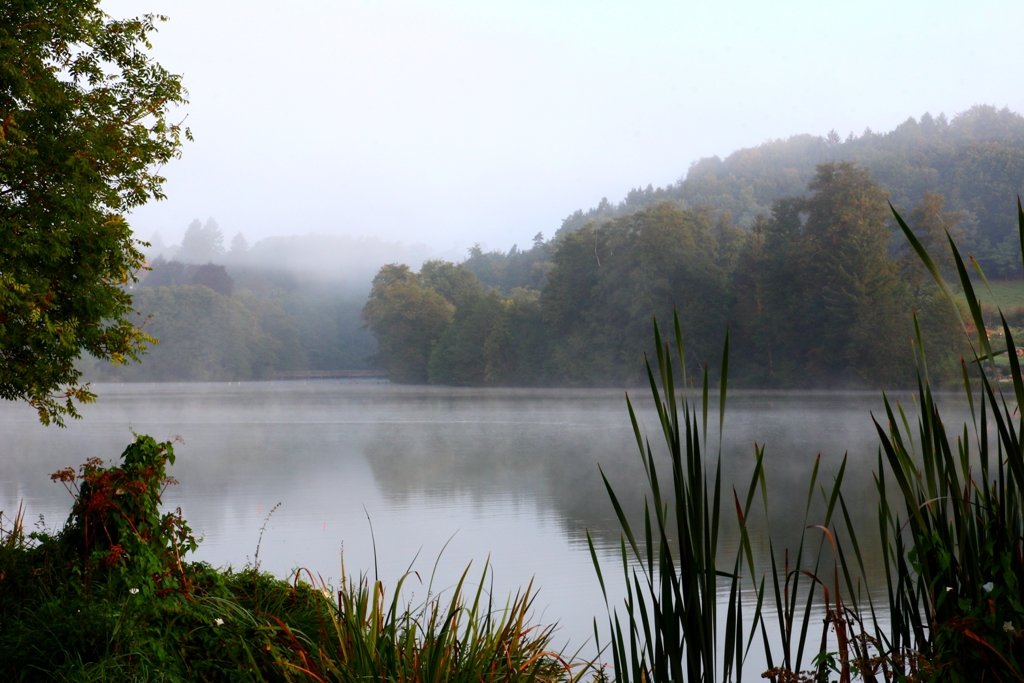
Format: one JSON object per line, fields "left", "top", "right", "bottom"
{"left": 81, "top": 267, "right": 380, "bottom": 384}
{"left": 82, "top": 264, "right": 374, "bottom": 382}
{"left": 80, "top": 225, "right": 444, "bottom": 382}
{"left": 556, "top": 105, "right": 1024, "bottom": 277}
{"left": 90, "top": 106, "right": 1017, "bottom": 385}
{"left": 365, "top": 163, "right": 964, "bottom": 388}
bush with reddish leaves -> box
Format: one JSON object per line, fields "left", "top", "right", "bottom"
{"left": 51, "top": 435, "right": 198, "bottom": 595}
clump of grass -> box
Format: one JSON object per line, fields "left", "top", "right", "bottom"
{"left": 323, "top": 558, "right": 593, "bottom": 681}
{"left": 0, "top": 436, "right": 599, "bottom": 681}
{"left": 754, "top": 201, "right": 1024, "bottom": 680}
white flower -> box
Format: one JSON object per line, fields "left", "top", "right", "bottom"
{"left": 214, "top": 618, "right": 224, "bottom": 627}
{"left": 983, "top": 581, "right": 995, "bottom": 593}
{"left": 1004, "top": 621, "right": 1015, "bottom": 634}
{"left": 129, "top": 587, "right": 140, "bottom": 595}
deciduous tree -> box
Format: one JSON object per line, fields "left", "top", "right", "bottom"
{"left": 0, "top": 2, "right": 188, "bottom": 423}
{"left": 362, "top": 265, "right": 455, "bottom": 383}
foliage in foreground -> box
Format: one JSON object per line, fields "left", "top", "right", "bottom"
{"left": 589, "top": 321, "right": 758, "bottom": 683}
{"left": 591, "top": 201, "right": 1024, "bottom": 681}
{"left": 0, "top": 2, "right": 189, "bottom": 424}
{"left": 864, "top": 201, "right": 1024, "bottom": 680}
{"left": 0, "top": 436, "right": 596, "bottom": 682}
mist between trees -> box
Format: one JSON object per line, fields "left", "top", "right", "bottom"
{"left": 78, "top": 230, "right": 435, "bottom": 383}
{"left": 84, "top": 106, "right": 1024, "bottom": 387}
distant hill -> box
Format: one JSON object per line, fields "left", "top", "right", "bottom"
{"left": 556, "top": 105, "right": 1024, "bottom": 275}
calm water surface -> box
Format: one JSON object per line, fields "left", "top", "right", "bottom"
{"left": 0, "top": 381, "right": 970, "bottom": 663}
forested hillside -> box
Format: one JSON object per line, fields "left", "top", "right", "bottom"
{"left": 553, "top": 105, "right": 1024, "bottom": 276}
{"left": 367, "top": 163, "right": 966, "bottom": 388}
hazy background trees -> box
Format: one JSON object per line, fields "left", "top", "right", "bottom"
{"left": 177, "top": 218, "right": 225, "bottom": 264}
{"left": 727, "top": 163, "right": 957, "bottom": 386}
{"left": 82, "top": 106, "right": 1024, "bottom": 389}
{"left": 80, "top": 233, "right": 432, "bottom": 383}
{"left": 542, "top": 204, "right": 729, "bottom": 384}
{"left": 551, "top": 106, "right": 1024, "bottom": 274}
{"left": 363, "top": 265, "right": 455, "bottom": 383}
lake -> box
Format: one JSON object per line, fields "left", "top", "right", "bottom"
{"left": 0, "top": 381, "right": 967, "bottom": 668}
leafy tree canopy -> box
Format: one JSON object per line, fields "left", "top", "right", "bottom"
{"left": 0, "top": 2, "right": 188, "bottom": 424}
{"left": 362, "top": 265, "right": 455, "bottom": 383}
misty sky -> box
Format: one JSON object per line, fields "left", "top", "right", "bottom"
{"left": 103, "top": 0, "right": 1024, "bottom": 255}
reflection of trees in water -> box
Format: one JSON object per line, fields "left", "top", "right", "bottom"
{"left": 2, "top": 384, "right": 973, "bottom": 593}
{"left": 364, "top": 389, "right": 969, "bottom": 589}
{"left": 362, "top": 416, "right": 644, "bottom": 549}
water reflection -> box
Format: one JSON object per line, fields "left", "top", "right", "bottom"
{"left": 0, "top": 382, "right": 969, "bottom": 658}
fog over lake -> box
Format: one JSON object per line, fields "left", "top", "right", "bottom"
{"left": 0, "top": 381, "right": 970, "bottom": 658}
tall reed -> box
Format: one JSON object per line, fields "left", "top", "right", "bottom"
{"left": 858, "top": 200, "right": 1024, "bottom": 679}
{"left": 589, "top": 316, "right": 763, "bottom": 682}
{"left": 763, "top": 201, "right": 1024, "bottom": 680}
{"left": 594, "top": 200, "right": 1024, "bottom": 682}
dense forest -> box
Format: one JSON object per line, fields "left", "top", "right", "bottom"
{"left": 88, "top": 105, "right": 1024, "bottom": 387}
{"left": 366, "top": 162, "right": 965, "bottom": 388}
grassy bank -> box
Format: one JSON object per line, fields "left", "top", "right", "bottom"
{"left": 968, "top": 278, "right": 1024, "bottom": 315}
{"left": 0, "top": 437, "right": 599, "bottom": 681}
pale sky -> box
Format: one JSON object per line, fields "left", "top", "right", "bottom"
{"left": 103, "top": 0, "right": 1024, "bottom": 255}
